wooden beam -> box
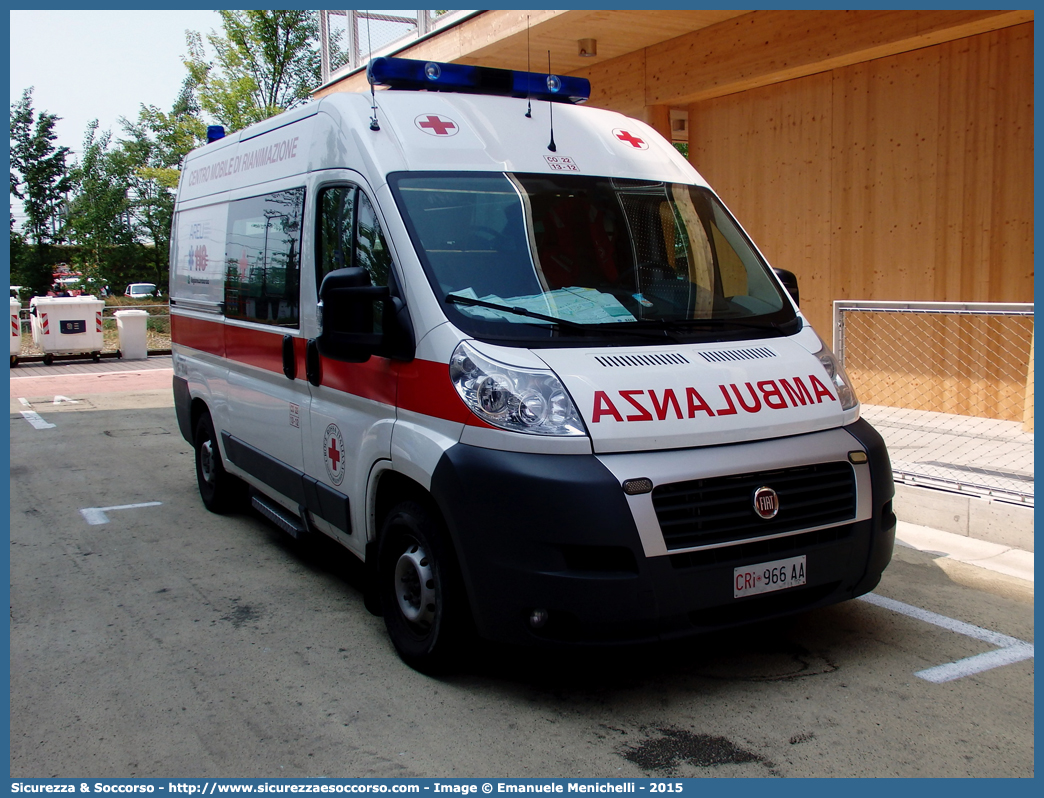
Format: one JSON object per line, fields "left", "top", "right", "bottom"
{"left": 314, "top": 10, "right": 569, "bottom": 98}
{"left": 643, "top": 105, "right": 672, "bottom": 141}
{"left": 647, "top": 9, "right": 1033, "bottom": 105}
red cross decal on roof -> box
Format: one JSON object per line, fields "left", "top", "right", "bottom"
{"left": 613, "top": 129, "right": 648, "bottom": 150}
{"left": 328, "top": 439, "right": 341, "bottom": 472}
{"left": 416, "top": 114, "right": 458, "bottom": 136}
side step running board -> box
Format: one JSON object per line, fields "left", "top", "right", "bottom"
{"left": 251, "top": 494, "right": 307, "bottom": 539}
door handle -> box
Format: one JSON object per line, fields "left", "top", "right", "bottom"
{"left": 306, "top": 339, "right": 321, "bottom": 386}
{"left": 282, "top": 335, "right": 296, "bottom": 380}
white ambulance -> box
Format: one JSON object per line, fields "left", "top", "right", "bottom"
{"left": 170, "top": 57, "right": 895, "bottom": 671}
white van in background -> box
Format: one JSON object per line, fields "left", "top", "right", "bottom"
{"left": 170, "top": 57, "right": 895, "bottom": 671}
{"left": 125, "top": 282, "right": 159, "bottom": 299}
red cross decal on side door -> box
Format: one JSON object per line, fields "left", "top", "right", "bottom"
{"left": 327, "top": 439, "right": 341, "bottom": 473}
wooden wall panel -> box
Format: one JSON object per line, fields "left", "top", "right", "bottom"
{"left": 688, "top": 23, "right": 1033, "bottom": 383}
{"left": 831, "top": 46, "right": 947, "bottom": 307}
{"left": 688, "top": 72, "right": 835, "bottom": 334}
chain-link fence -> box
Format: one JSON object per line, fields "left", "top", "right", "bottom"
{"left": 319, "top": 10, "right": 471, "bottom": 83}
{"left": 834, "top": 301, "right": 1034, "bottom": 506}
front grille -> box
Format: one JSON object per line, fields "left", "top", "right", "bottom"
{"left": 652, "top": 461, "right": 857, "bottom": 551}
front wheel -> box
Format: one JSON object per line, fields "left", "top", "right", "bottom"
{"left": 379, "top": 500, "right": 472, "bottom": 673}
{"left": 193, "top": 413, "right": 241, "bottom": 513}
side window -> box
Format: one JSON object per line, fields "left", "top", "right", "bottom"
{"left": 317, "top": 186, "right": 355, "bottom": 287}
{"left": 224, "top": 188, "right": 304, "bottom": 327}
{"left": 317, "top": 186, "right": 393, "bottom": 333}
{"left": 356, "top": 192, "right": 391, "bottom": 288}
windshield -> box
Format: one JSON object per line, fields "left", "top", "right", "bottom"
{"left": 389, "top": 172, "right": 798, "bottom": 345}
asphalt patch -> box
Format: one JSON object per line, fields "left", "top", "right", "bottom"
{"left": 622, "top": 728, "right": 764, "bottom": 772}
{"left": 221, "top": 601, "right": 263, "bottom": 629}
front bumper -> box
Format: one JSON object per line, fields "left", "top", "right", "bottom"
{"left": 429, "top": 418, "right": 895, "bottom": 646}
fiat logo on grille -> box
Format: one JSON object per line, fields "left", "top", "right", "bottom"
{"left": 753, "top": 486, "right": 780, "bottom": 519}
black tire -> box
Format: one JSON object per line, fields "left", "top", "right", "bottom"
{"left": 10, "top": 355, "right": 17, "bottom": 368}
{"left": 193, "top": 413, "right": 240, "bottom": 514}
{"left": 43, "top": 353, "right": 53, "bottom": 366}
{"left": 378, "top": 500, "right": 472, "bottom": 673}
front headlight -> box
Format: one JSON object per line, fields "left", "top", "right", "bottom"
{"left": 449, "top": 341, "right": 587, "bottom": 436}
{"left": 813, "top": 336, "right": 859, "bottom": 411}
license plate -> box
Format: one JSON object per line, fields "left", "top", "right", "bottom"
{"left": 734, "top": 555, "right": 806, "bottom": 598}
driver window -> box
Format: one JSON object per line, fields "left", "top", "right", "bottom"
{"left": 356, "top": 192, "right": 391, "bottom": 288}
{"left": 317, "top": 185, "right": 356, "bottom": 289}
{"left": 317, "top": 185, "right": 393, "bottom": 334}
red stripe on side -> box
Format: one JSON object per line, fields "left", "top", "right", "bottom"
{"left": 225, "top": 323, "right": 285, "bottom": 373}
{"left": 319, "top": 356, "right": 398, "bottom": 406}
{"left": 171, "top": 314, "right": 225, "bottom": 357}
{"left": 397, "top": 357, "right": 493, "bottom": 427}
{"left": 171, "top": 313, "right": 491, "bottom": 427}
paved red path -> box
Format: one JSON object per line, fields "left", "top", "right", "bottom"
{"left": 9, "top": 356, "right": 173, "bottom": 398}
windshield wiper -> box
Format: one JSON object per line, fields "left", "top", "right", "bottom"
{"left": 446, "top": 293, "right": 586, "bottom": 328}
{"left": 445, "top": 294, "right": 678, "bottom": 341}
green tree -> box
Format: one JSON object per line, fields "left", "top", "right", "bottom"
{"left": 9, "top": 88, "right": 73, "bottom": 294}
{"left": 119, "top": 77, "right": 208, "bottom": 286}
{"left": 184, "top": 10, "right": 322, "bottom": 131}
{"left": 64, "top": 122, "right": 133, "bottom": 285}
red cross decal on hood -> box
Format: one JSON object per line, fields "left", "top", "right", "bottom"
{"left": 613, "top": 129, "right": 649, "bottom": 149}
{"left": 416, "top": 114, "right": 458, "bottom": 136}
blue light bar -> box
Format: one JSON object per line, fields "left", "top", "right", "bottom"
{"left": 367, "top": 57, "right": 590, "bottom": 105}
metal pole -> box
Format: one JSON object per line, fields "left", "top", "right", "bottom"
{"left": 347, "top": 10, "right": 359, "bottom": 70}
{"left": 319, "top": 10, "right": 330, "bottom": 84}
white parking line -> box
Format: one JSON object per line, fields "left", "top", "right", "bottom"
{"left": 80, "top": 502, "right": 163, "bottom": 525}
{"left": 859, "top": 592, "right": 1034, "bottom": 683}
{"left": 17, "top": 397, "right": 55, "bottom": 429}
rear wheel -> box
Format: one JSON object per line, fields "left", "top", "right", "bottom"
{"left": 379, "top": 500, "right": 471, "bottom": 673}
{"left": 193, "top": 413, "right": 241, "bottom": 513}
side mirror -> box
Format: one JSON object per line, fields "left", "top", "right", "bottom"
{"left": 317, "top": 267, "right": 413, "bottom": 363}
{"left": 773, "top": 268, "right": 800, "bottom": 307}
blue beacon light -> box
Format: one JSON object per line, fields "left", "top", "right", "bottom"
{"left": 366, "top": 57, "right": 590, "bottom": 105}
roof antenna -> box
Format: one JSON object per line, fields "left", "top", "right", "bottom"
{"left": 525, "top": 16, "right": 532, "bottom": 118}
{"left": 547, "top": 51, "right": 557, "bottom": 152}
{"left": 366, "top": 11, "right": 380, "bottom": 131}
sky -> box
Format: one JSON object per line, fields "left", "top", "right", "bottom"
{"left": 10, "top": 9, "right": 222, "bottom": 158}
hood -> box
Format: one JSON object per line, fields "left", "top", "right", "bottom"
{"left": 533, "top": 337, "right": 850, "bottom": 454}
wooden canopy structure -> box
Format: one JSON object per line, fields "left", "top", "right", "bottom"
{"left": 316, "top": 9, "right": 1034, "bottom": 386}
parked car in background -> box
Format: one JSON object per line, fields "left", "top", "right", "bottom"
{"left": 125, "top": 283, "right": 160, "bottom": 299}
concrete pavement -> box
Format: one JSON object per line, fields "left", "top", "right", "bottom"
{"left": 9, "top": 354, "right": 1033, "bottom": 590}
